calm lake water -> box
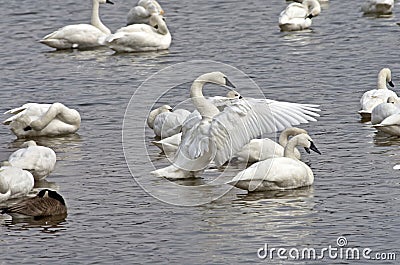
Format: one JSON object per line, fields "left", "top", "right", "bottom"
{"left": 0, "top": 0, "right": 400, "bottom": 264}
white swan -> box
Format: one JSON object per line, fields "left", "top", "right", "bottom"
{"left": 371, "top": 97, "right": 400, "bottom": 136}
{"left": 151, "top": 72, "right": 320, "bottom": 179}
{"left": 104, "top": 14, "right": 171, "bottom": 52}
{"left": 228, "top": 133, "right": 320, "bottom": 192}
{"left": 359, "top": 68, "right": 397, "bottom": 120}
{"left": 3, "top": 102, "right": 81, "bottom": 138}
{"left": 234, "top": 127, "right": 308, "bottom": 163}
{"left": 153, "top": 109, "right": 191, "bottom": 139}
{"left": 0, "top": 164, "right": 34, "bottom": 202}
{"left": 39, "top": 0, "right": 114, "bottom": 50}
{"left": 151, "top": 91, "right": 243, "bottom": 152}
{"left": 127, "top": 0, "right": 164, "bottom": 26}
{"left": 8, "top": 141, "right": 56, "bottom": 181}
{"left": 362, "top": 0, "right": 394, "bottom": 15}
{"left": 279, "top": 0, "right": 321, "bottom": 31}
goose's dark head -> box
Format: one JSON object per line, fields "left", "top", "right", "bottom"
{"left": 38, "top": 189, "right": 66, "bottom": 206}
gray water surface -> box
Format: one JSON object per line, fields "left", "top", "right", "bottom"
{"left": 0, "top": 0, "right": 399, "bottom": 264}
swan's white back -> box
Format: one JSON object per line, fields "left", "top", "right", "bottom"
{"left": 362, "top": 0, "right": 394, "bottom": 15}
{"left": 0, "top": 166, "right": 34, "bottom": 202}
{"left": 127, "top": 0, "right": 164, "bottom": 25}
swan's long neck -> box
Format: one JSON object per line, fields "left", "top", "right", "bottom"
{"left": 283, "top": 138, "right": 300, "bottom": 159}
{"left": 91, "top": 0, "right": 111, "bottom": 34}
{"left": 190, "top": 80, "right": 220, "bottom": 119}
{"left": 278, "top": 128, "right": 305, "bottom": 147}
{"left": 377, "top": 69, "right": 390, "bottom": 89}
{"left": 157, "top": 20, "right": 169, "bottom": 35}
{"left": 147, "top": 108, "right": 162, "bottom": 129}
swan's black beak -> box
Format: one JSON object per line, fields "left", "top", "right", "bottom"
{"left": 239, "top": 95, "right": 243, "bottom": 99}
{"left": 224, "top": 77, "right": 236, "bottom": 88}
{"left": 304, "top": 141, "right": 321, "bottom": 155}
{"left": 389, "top": 80, "right": 395, "bottom": 87}
{"left": 307, "top": 14, "right": 313, "bottom": 19}
{"left": 106, "top": 0, "right": 114, "bottom": 5}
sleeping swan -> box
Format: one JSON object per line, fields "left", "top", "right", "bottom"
{"left": 104, "top": 14, "right": 171, "bottom": 52}
{"left": 8, "top": 140, "right": 56, "bottom": 181}
{"left": 371, "top": 97, "right": 400, "bottom": 136}
{"left": 151, "top": 71, "right": 320, "bottom": 179}
{"left": 362, "top": 0, "right": 394, "bottom": 16}
{"left": 228, "top": 133, "right": 321, "bottom": 192}
{"left": 234, "top": 127, "right": 308, "bottom": 163}
{"left": 40, "top": 0, "right": 114, "bottom": 50}
{"left": 0, "top": 163, "right": 34, "bottom": 202}
{"left": 3, "top": 102, "right": 81, "bottom": 138}
{"left": 279, "top": 0, "right": 321, "bottom": 31}
{"left": 359, "top": 68, "right": 397, "bottom": 120}
{"left": 127, "top": 0, "right": 164, "bottom": 25}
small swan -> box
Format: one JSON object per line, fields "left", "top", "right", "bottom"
{"left": 0, "top": 163, "right": 34, "bottom": 202}
{"left": 8, "top": 141, "right": 56, "bottom": 181}
{"left": 40, "top": 0, "right": 114, "bottom": 50}
{"left": 104, "top": 14, "right": 171, "bottom": 52}
{"left": 362, "top": 0, "right": 394, "bottom": 16}
{"left": 359, "top": 68, "right": 397, "bottom": 120}
{"left": 153, "top": 109, "right": 191, "bottom": 139}
{"left": 3, "top": 102, "right": 81, "bottom": 138}
{"left": 228, "top": 133, "right": 321, "bottom": 192}
{"left": 151, "top": 72, "right": 320, "bottom": 179}
{"left": 279, "top": 0, "right": 321, "bottom": 31}
{"left": 371, "top": 97, "right": 400, "bottom": 136}
{"left": 127, "top": 0, "right": 164, "bottom": 25}
{"left": 1, "top": 189, "right": 67, "bottom": 217}
{"left": 234, "top": 127, "right": 308, "bottom": 163}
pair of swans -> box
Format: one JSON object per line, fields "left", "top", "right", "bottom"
{"left": 279, "top": 0, "right": 321, "bottom": 31}
{"left": 151, "top": 72, "right": 320, "bottom": 179}
{"left": 3, "top": 102, "right": 81, "bottom": 138}
{"left": 229, "top": 133, "right": 321, "bottom": 192}
{"left": 362, "top": 0, "right": 394, "bottom": 16}
{"left": 40, "top": 0, "right": 171, "bottom": 52}
{"left": 359, "top": 68, "right": 397, "bottom": 121}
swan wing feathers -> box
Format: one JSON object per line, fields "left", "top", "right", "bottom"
{"left": 210, "top": 98, "right": 320, "bottom": 166}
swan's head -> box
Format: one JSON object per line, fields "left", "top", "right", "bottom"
{"left": 97, "top": 0, "right": 114, "bottom": 5}
{"left": 387, "top": 96, "right": 397, "bottom": 104}
{"left": 21, "top": 140, "right": 37, "bottom": 148}
{"left": 293, "top": 133, "right": 321, "bottom": 155}
{"left": 196, "top": 72, "right": 236, "bottom": 89}
{"left": 381, "top": 68, "right": 394, "bottom": 87}
{"left": 149, "top": 14, "right": 169, "bottom": 34}
{"left": 304, "top": 0, "right": 321, "bottom": 18}
{"left": 226, "top": 90, "right": 242, "bottom": 99}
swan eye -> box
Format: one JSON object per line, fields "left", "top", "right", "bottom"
{"left": 162, "top": 18, "right": 166, "bottom": 22}
{"left": 154, "top": 24, "right": 159, "bottom": 29}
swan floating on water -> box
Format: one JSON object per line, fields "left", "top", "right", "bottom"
{"left": 104, "top": 14, "right": 171, "bottom": 52}
{"left": 3, "top": 102, "right": 81, "bottom": 138}
{"left": 228, "top": 133, "right": 321, "bottom": 192}
{"left": 0, "top": 164, "right": 34, "bottom": 202}
{"left": 8, "top": 141, "right": 57, "bottom": 181}
{"left": 371, "top": 97, "right": 400, "bottom": 136}
{"left": 359, "top": 68, "right": 397, "bottom": 120}
{"left": 362, "top": 0, "right": 394, "bottom": 16}
{"left": 151, "top": 71, "right": 320, "bottom": 179}
{"left": 1, "top": 189, "right": 67, "bottom": 217}
{"left": 279, "top": 0, "right": 321, "bottom": 31}
{"left": 234, "top": 127, "right": 308, "bottom": 163}
{"left": 40, "top": 0, "right": 114, "bottom": 50}
{"left": 153, "top": 109, "right": 191, "bottom": 139}
{"left": 127, "top": 0, "right": 164, "bottom": 25}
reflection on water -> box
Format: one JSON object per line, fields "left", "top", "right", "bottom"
{"left": 1, "top": 213, "right": 67, "bottom": 234}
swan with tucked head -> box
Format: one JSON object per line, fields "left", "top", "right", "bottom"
{"left": 234, "top": 127, "right": 308, "bottom": 163}
{"left": 359, "top": 68, "right": 397, "bottom": 120}
{"left": 279, "top": 0, "right": 321, "bottom": 31}
{"left": 3, "top": 102, "right": 81, "bottom": 138}
{"left": 362, "top": 0, "right": 394, "bottom": 16}
{"left": 127, "top": 0, "right": 164, "bottom": 25}
{"left": 228, "top": 133, "right": 321, "bottom": 192}
{"left": 0, "top": 163, "right": 34, "bottom": 203}
{"left": 8, "top": 140, "right": 56, "bottom": 181}
{"left": 40, "top": 0, "right": 114, "bottom": 50}
{"left": 104, "top": 14, "right": 171, "bottom": 52}
{"left": 371, "top": 96, "right": 400, "bottom": 136}
{"left": 151, "top": 72, "right": 320, "bottom": 179}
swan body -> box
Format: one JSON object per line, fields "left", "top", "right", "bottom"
{"left": 1, "top": 189, "right": 67, "bottom": 217}
{"left": 362, "top": 0, "right": 394, "bottom": 15}
{"left": 40, "top": 0, "right": 114, "bottom": 50}
{"left": 151, "top": 72, "right": 320, "bottom": 179}
{"left": 228, "top": 134, "right": 320, "bottom": 192}
{"left": 279, "top": 0, "right": 321, "bottom": 31}
{"left": 372, "top": 97, "right": 400, "bottom": 136}
{"left": 3, "top": 102, "right": 81, "bottom": 138}
{"left": 0, "top": 165, "right": 34, "bottom": 202}
{"left": 234, "top": 127, "right": 307, "bottom": 163}
{"left": 104, "top": 14, "right": 171, "bottom": 52}
{"left": 359, "top": 68, "right": 397, "bottom": 120}
{"left": 153, "top": 109, "right": 191, "bottom": 138}
{"left": 8, "top": 141, "right": 56, "bottom": 181}
{"left": 127, "top": 0, "right": 164, "bottom": 25}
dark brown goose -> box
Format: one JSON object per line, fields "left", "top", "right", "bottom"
{"left": 1, "top": 189, "right": 67, "bottom": 217}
